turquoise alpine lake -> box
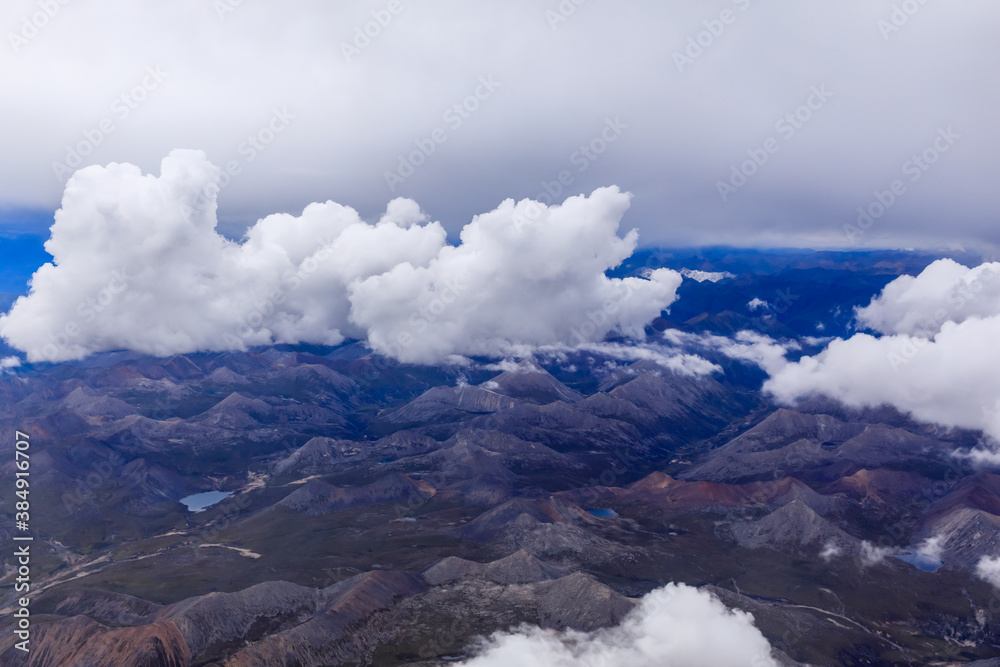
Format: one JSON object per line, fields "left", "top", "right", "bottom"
{"left": 586, "top": 508, "right": 618, "bottom": 518}
{"left": 893, "top": 549, "right": 943, "bottom": 573}
{"left": 180, "top": 491, "right": 233, "bottom": 513}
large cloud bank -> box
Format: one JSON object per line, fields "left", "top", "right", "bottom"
{"left": 458, "top": 583, "right": 777, "bottom": 667}
{"left": 764, "top": 259, "right": 1000, "bottom": 444}
{"left": 0, "top": 150, "right": 682, "bottom": 365}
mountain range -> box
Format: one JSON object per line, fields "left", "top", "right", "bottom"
{"left": 0, "top": 249, "right": 998, "bottom": 665}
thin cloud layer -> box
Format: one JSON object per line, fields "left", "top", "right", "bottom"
{"left": 457, "top": 583, "right": 777, "bottom": 667}
{"left": 2, "top": 2, "right": 1000, "bottom": 248}
{"left": 764, "top": 260, "right": 1000, "bottom": 444}
{"left": 0, "top": 150, "right": 682, "bottom": 364}
{"left": 662, "top": 329, "right": 797, "bottom": 376}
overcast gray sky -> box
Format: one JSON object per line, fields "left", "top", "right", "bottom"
{"left": 2, "top": 0, "right": 998, "bottom": 250}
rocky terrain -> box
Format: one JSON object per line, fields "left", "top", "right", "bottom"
{"left": 0, "top": 251, "right": 998, "bottom": 665}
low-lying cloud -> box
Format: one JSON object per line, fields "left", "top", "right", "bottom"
{"left": 977, "top": 556, "right": 1000, "bottom": 589}
{"left": 0, "top": 150, "right": 683, "bottom": 365}
{"left": 457, "top": 583, "right": 777, "bottom": 667}
{"left": 764, "top": 259, "right": 1000, "bottom": 446}
{"left": 662, "top": 329, "right": 797, "bottom": 376}
{"left": 855, "top": 259, "right": 1000, "bottom": 336}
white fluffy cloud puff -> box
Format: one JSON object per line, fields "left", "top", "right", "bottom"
{"left": 855, "top": 259, "right": 1000, "bottom": 336}
{"left": 0, "top": 150, "right": 682, "bottom": 365}
{"left": 977, "top": 556, "right": 1000, "bottom": 588}
{"left": 348, "top": 188, "right": 682, "bottom": 364}
{"left": 457, "top": 583, "right": 778, "bottom": 667}
{"left": 764, "top": 260, "right": 1000, "bottom": 444}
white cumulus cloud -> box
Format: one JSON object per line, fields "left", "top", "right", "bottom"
{"left": 855, "top": 259, "right": 1000, "bottom": 337}
{"left": 457, "top": 583, "right": 778, "bottom": 667}
{"left": 976, "top": 556, "right": 1000, "bottom": 588}
{"left": 764, "top": 260, "right": 1000, "bottom": 446}
{"left": 0, "top": 150, "right": 683, "bottom": 366}
{"left": 348, "top": 187, "right": 682, "bottom": 364}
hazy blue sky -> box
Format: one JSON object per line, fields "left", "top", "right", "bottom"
{"left": 2, "top": 1, "right": 998, "bottom": 250}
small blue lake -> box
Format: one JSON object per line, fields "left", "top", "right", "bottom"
{"left": 180, "top": 491, "right": 232, "bottom": 513}
{"left": 586, "top": 508, "right": 618, "bottom": 518}
{"left": 894, "top": 549, "right": 943, "bottom": 573}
